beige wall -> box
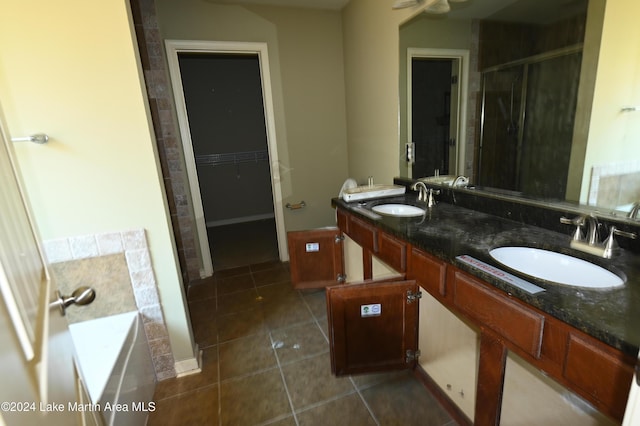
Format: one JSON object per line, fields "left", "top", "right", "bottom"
{"left": 341, "top": 0, "right": 424, "bottom": 184}
{"left": 398, "top": 16, "right": 473, "bottom": 177}
{"left": 0, "top": 0, "right": 196, "bottom": 366}
{"left": 581, "top": 0, "right": 640, "bottom": 203}
{"left": 155, "top": 1, "right": 350, "bottom": 230}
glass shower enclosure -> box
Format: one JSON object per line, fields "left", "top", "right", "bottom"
{"left": 477, "top": 46, "right": 583, "bottom": 199}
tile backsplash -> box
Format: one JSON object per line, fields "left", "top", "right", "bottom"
{"left": 44, "top": 229, "right": 176, "bottom": 381}
{"left": 590, "top": 160, "right": 640, "bottom": 210}
{"left": 51, "top": 254, "right": 137, "bottom": 322}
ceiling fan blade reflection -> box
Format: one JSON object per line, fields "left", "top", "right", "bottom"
{"left": 392, "top": 0, "right": 419, "bottom": 9}
{"left": 424, "top": 0, "right": 450, "bottom": 14}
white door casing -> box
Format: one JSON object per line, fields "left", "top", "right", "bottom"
{"left": 0, "top": 108, "right": 77, "bottom": 424}
{"left": 407, "top": 48, "right": 470, "bottom": 179}
{"left": 165, "top": 40, "right": 287, "bottom": 278}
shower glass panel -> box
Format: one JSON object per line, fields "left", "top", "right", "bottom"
{"left": 478, "top": 48, "right": 582, "bottom": 199}
{"left": 478, "top": 66, "right": 525, "bottom": 192}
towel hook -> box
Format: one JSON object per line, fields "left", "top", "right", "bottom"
{"left": 11, "top": 133, "right": 49, "bottom": 144}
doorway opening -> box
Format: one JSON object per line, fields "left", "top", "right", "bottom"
{"left": 166, "top": 41, "right": 287, "bottom": 275}
{"left": 411, "top": 58, "right": 454, "bottom": 177}
{"left": 407, "top": 48, "right": 469, "bottom": 179}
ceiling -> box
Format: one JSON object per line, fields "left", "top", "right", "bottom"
{"left": 210, "top": 0, "right": 350, "bottom": 10}
{"left": 209, "top": 0, "right": 588, "bottom": 23}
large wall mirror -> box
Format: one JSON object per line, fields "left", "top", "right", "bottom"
{"left": 399, "top": 0, "right": 640, "bottom": 222}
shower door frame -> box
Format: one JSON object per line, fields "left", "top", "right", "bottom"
{"left": 478, "top": 44, "right": 584, "bottom": 193}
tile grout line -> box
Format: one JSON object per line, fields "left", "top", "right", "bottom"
{"left": 268, "top": 330, "right": 300, "bottom": 426}
{"left": 292, "top": 387, "right": 361, "bottom": 415}
{"left": 299, "top": 291, "right": 330, "bottom": 344}
{"left": 349, "top": 376, "right": 381, "bottom": 426}
{"left": 297, "top": 290, "right": 381, "bottom": 424}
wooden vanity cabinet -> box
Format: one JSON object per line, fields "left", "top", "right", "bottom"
{"left": 407, "top": 247, "right": 446, "bottom": 298}
{"left": 564, "top": 333, "right": 635, "bottom": 420}
{"left": 290, "top": 207, "right": 635, "bottom": 424}
{"left": 446, "top": 266, "right": 635, "bottom": 424}
{"left": 377, "top": 230, "right": 407, "bottom": 273}
{"left": 287, "top": 227, "right": 345, "bottom": 289}
{"left": 326, "top": 279, "right": 420, "bottom": 376}
{"left": 289, "top": 209, "right": 416, "bottom": 376}
{"left": 451, "top": 271, "right": 545, "bottom": 360}
{"left": 289, "top": 209, "right": 406, "bottom": 288}
{"left": 405, "top": 245, "right": 634, "bottom": 424}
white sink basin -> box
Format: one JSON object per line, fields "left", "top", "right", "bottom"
{"left": 371, "top": 204, "right": 425, "bottom": 217}
{"left": 489, "top": 247, "right": 624, "bottom": 289}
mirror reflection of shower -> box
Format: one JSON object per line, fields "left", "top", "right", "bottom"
{"left": 478, "top": 46, "right": 583, "bottom": 199}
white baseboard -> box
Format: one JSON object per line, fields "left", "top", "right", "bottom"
{"left": 206, "top": 213, "right": 275, "bottom": 228}
{"left": 174, "top": 346, "right": 203, "bottom": 377}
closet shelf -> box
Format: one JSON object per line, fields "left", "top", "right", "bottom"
{"left": 195, "top": 150, "right": 269, "bottom": 167}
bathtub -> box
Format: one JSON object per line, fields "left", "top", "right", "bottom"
{"left": 69, "top": 311, "right": 156, "bottom": 425}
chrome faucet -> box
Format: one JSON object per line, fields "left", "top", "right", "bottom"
{"left": 451, "top": 176, "right": 469, "bottom": 187}
{"left": 411, "top": 181, "right": 439, "bottom": 207}
{"left": 584, "top": 215, "right": 600, "bottom": 245}
{"left": 411, "top": 181, "right": 429, "bottom": 202}
{"left": 628, "top": 201, "right": 640, "bottom": 219}
{"left": 561, "top": 214, "right": 637, "bottom": 258}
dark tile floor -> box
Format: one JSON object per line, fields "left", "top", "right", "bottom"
{"left": 148, "top": 262, "right": 458, "bottom": 426}
{"left": 207, "top": 219, "right": 279, "bottom": 270}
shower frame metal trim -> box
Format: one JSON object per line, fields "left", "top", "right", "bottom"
{"left": 478, "top": 44, "right": 584, "bottom": 190}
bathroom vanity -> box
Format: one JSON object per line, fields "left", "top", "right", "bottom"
{"left": 288, "top": 187, "right": 640, "bottom": 425}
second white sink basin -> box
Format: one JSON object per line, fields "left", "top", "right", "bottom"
{"left": 371, "top": 204, "right": 425, "bottom": 217}
{"left": 489, "top": 247, "right": 624, "bottom": 289}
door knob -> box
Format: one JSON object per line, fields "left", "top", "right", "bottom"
{"left": 50, "top": 286, "right": 96, "bottom": 316}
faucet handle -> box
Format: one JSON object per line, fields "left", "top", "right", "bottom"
{"left": 603, "top": 226, "right": 638, "bottom": 258}
{"left": 560, "top": 215, "right": 584, "bottom": 225}
{"left": 560, "top": 216, "right": 585, "bottom": 241}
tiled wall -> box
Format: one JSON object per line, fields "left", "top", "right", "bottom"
{"left": 589, "top": 160, "right": 640, "bottom": 210}
{"left": 465, "top": 20, "right": 481, "bottom": 179}
{"left": 478, "top": 12, "right": 586, "bottom": 70}
{"left": 44, "top": 229, "right": 176, "bottom": 381}
{"left": 129, "top": 0, "right": 202, "bottom": 285}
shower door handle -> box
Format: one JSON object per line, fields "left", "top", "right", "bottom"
{"left": 49, "top": 286, "right": 96, "bottom": 316}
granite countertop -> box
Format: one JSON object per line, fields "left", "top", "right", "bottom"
{"left": 332, "top": 194, "right": 640, "bottom": 357}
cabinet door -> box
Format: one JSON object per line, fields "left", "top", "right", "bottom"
{"left": 326, "top": 279, "right": 420, "bottom": 376}
{"left": 288, "top": 228, "right": 344, "bottom": 289}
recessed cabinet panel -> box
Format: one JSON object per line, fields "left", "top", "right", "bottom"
{"left": 346, "top": 216, "right": 377, "bottom": 252}
{"left": 287, "top": 228, "right": 344, "bottom": 289}
{"left": 408, "top": 247, "right": 447, "bottom": 297}
{"left": 326, "top": 280, "right": 419, "bottom": 376}
{"left": 377, "top": 231, "right": 407, "bottom": 272}
{"left": 336, "top": 208, "right": 348, "bottom": 233}
{"left": 452, "top": 271, "right": 544, "bottom": 359}
{"left": 564, "top": 333, "right": 635, "bottom": 421}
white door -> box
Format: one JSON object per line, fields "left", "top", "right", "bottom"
{"left": 0, "top": 114, "right": 77, "bottom": 425}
